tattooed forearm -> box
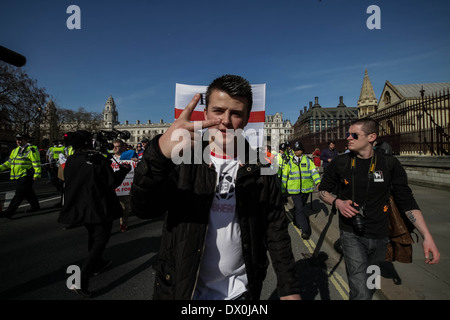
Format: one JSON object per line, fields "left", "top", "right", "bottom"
{"left": 406, "top": 210, "right": 416, "bottom": 223}
{"left": 319, "top": 191, "right": 327, "bottom": 200}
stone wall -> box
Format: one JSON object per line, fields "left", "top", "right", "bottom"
{"left": 396, "top": 156, "right": 450, "bottom": 190}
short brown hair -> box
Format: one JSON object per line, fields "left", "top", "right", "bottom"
{"left": 350, "top": 118, "right": 379, "bottom": 136}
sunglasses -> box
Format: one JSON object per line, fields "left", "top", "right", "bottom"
{"left": 345, "top": 132, "right": 361, "bottom": 140}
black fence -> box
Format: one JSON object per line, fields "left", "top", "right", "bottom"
{"left": 294, "top": 89, "right": 450, "bottom": 155}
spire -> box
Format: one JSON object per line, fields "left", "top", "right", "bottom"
{"left": 358, "top": 69, "right": 377, "bottom": 104}
{"left": 357, "top": 69, "right": 378, "bottom": 117}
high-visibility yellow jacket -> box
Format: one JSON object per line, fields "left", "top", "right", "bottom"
{"left": 281, "top": 155, "right": 320, "bottom": 194}
{"left": 0, "top": 144, "right": 42, "bottom": 180}
{"left": 276, "top": 151, "right": 291, "bottom": 177}
{"left": 65, "top": 146, "right": 74, "bottom": 157}
{"left": 50, "top": 145, "right": 65, "bottom": 160}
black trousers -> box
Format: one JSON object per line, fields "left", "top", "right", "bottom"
{"left": 7, "top": 174, "right": 40, "bottom": 215}
{"left": 81, "top": 221, "right": 113, "bottom": 289}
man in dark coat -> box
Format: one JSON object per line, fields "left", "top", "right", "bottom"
{"left": 58, "top": 130, "right": 130, "bottom": 297}
{"left": 320, "top": 141, "right": 338, "bottom": 171}
{"left": 131, "top": 75, "right": 300, "bottom": 300}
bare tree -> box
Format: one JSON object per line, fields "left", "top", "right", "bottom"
{"left": 0, "top": 62, "right": 48, "bottom": 135}
{"left": 59, "top": 106, "right": 103, "bottom": 133}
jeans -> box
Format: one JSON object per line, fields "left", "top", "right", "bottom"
{"left": 340, "top": 230, "right": 388, "bottom": 300}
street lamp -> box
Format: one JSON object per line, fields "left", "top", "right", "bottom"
{"left": 36, "top": 106, "right": 42, "bottom": 149}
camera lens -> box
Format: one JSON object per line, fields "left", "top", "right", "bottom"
{"left": 353, "top": 214, "right": 365, "bottom": 234}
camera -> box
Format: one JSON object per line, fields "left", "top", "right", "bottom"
{"left": 93, "top": 129, "right": 131, "bottom": 155}
{"left": 65, "top": 129, "right": 131, "bottom": 157}
{"left": 352, "top": 204, "right": 365, "bottom": 234}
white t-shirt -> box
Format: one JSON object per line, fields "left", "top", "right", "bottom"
{"left": 193, "top": 153, "right": 247, "bottom": 300}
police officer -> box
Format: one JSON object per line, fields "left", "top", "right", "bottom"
{"left": 0, "top": 133, "right": 41, "bottom": 218}
{"left": 277, "top": 143, "right": 291, "bottom": 178}
{"left": 281, "top": 141, "right": 321, "bottom": 239}
{"left": 48, "top": 140, "right": 65, "bottom": 193}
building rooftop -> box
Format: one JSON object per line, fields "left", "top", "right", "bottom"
{"left": 391, "top": 82, "right": 450, "bottom": 98}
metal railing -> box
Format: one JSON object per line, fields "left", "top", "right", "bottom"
{"left": 293, "top": 89, "right": 450, "bottom": 155}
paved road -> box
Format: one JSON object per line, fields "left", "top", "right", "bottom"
{"left": 0, "top": 177, "right": 349, "bottom": 301}
{"left": 1, "top": 175, "right": 448, "bottom": 302}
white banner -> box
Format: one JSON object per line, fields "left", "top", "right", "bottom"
{"left": 175, "top": 83, "right": 266, "bottom": 148}
{"left": 111, "top": 160, "right": 138, "bottom": 196}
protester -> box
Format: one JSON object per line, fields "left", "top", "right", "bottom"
{"left": 58, "top": 130, "right": 130, "bottom": 297}
{"left": 318, "top": 118, "right": 440, "bottom": 300}
{"left": 130, "top": 74, "right": 301, "bottom": 300}
{"left": 112, "top": 139, "right": 133, "bottom": 232}
{"left": 136, "top": 143, "right": 144, "bottom": 159}
{"left": 0, "top": 133, "right": 41, "bottom": 218}
{"left": 320, "top": 141, "right": 338, "bottom": 172}
{"left": 141, "top": 138, "right": 149, "bottom": 151}
{"left": 312, "top": 147, "right": 321, "bottom": 173}
{"left": 281, "top": 141, "right": 321, "bottom": 239}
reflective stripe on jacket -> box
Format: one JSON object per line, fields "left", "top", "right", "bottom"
{"left": 281, "top": 155, "right": 320, "bottom": 194}
{"left": 276, "top": 152, "right": 290, "bottom": 178}
{"left": 51, "top": 145, "right": 65, "bottom": 160}
{"left": 0, "top": 144, "right": 42, "bottom": 180}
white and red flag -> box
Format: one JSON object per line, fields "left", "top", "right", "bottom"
{"left": 174, "top": 83, "right": 266, "bottom": 148}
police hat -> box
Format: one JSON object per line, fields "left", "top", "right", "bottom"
{"left": 279, "top": 143, "right": 287, "bottom": 151}
{"left": 16, "top": 133, "right": 30, "bottom": 140}
{"left": 293, "top": 141, "right": 305, "bottom": 151}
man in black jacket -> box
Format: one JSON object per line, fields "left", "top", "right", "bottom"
{"left": 131, "top": 75, "right": 300, "bottom": 300}
{"left": 319, "top": 118, "right": 439, "bottom": 300}
{"left": 58, "top": 130, "right": 130, "bottom": 297}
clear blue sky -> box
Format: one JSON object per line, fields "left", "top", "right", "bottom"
{"left": 1, "top": 0, "right": 449, "bottom": 124}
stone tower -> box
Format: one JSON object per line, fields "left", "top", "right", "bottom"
{"left": 102, "top": 95, "right": 119, "bottom": 130}
{"left": 357, "top": 69, "right": 378, "bottom": 118}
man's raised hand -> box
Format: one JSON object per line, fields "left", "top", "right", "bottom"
{"left": 158, "top": 94, "right": 220, "bottom": 159}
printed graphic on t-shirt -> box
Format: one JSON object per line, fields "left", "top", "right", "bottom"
{"left": 211, "top": 172, "right": 236, "bottom": 214}
{"left": 216, "top": 172, "right": 235, "bottom": 200}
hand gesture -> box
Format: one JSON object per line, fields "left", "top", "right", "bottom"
{"left": 158, "top": 94, "right": 220, "bottom": 159}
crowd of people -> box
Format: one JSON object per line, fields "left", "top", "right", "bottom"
{"left": 0, "top": 74, "right": 440, "bottom": 301}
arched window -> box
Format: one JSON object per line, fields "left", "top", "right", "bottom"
{"left": 384, "top": 91, "right": 391, "bottom": 105}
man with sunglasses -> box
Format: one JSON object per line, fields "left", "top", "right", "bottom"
{"left": 0, "top": 133, "right": 41, "bottom": 218}
{"left": 318, "top": 118, "right": 439, "bottom": 300}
